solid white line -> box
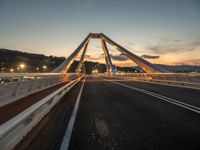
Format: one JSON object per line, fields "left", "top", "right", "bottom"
{"left": 104, "top": 78, "right": 200, "bottom": 114}
{"left": 60, "top": 78, "right": 85, "bottom": 150}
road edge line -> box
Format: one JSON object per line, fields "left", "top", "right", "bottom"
{"left": 59, "top": 77, "right": 86, "bottom": 150}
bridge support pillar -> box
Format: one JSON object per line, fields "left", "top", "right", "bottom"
{"left": 76, "top": 41, "right": 89, "bottom": 73}
{"left": 101, "top": 39, "right": 115, "bottom": 74}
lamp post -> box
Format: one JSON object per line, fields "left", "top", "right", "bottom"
{"left": 17, "top": 67, "right": 20, "bottom": 72}
{"left": 19, "top": 63, "right": 25, "bottom": 73}
{"left": 36, "top": 67, "right": 39, "bottom": 72}
{"left": 42, "top": 65, "right": 47, "bottom": 72}
{"left": 10, "top": 68, "right": 14, "bottom": 73}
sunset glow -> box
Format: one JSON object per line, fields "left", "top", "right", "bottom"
{"left": 0, "top": 0, "right": 199, "bottom": 66}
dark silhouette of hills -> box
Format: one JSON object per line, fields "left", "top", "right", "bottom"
{"left": 0, "top": 48, "right": 138, "bottom": 73}
{"left": 0, "top": 48, "right": 65, "bottom": 72}
{"left": 156, "top": 64, "right": 200, "bottom": 73}
{"left": 0, "top": 48, "right": 199, "bottom": 73}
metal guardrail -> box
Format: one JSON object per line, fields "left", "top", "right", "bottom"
{"left": 106, "top": 73, "right": 200, "bottom": 89}
{"left": 113, "top": 73, "right": 200, "bottom": 83}
{"left": 131, "top": 78, "right": 200, "bottom": 89}
{"left": 0, "top": 73, "right": 81, "bottom": 107}
{"left": 0, "top": 76, "right": 83, "bottom": 150}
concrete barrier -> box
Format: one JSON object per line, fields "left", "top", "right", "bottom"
{"left": 0, "top": 76, "right": 83, "bottom": 150}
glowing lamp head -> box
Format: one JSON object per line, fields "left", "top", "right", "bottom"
{"left": 10, "top": 68, "right": 14, "bottom": 72}
{"left": 20, "top": 64, "right": 25, "bottom": 69}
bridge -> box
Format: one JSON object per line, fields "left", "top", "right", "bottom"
{"left": 0, "top": 33, "right": 200, "bottom": 150}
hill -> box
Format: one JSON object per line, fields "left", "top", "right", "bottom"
{"left": 0, "top": 48, "right": 199, "bottom": 73}
{"left": 0, "top": 48, "right": 65, "bottom": 72}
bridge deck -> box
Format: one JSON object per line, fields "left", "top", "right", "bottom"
{"left": 15, "top": 76, "right": 200, "bottom": 150}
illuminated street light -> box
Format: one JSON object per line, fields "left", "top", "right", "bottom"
{"left": 42, "top": 65, "right": 47, "bottom": 72}
{"left": 17, "top": 67, "right": 20, "bottom": 72}
{"left": 20, "top": 64, "right": 25, "bottom": 69}
{"left": 10, "top": 68, "right": 14, "bottom": 73}
{"left": 19, "top": 63, "right": 25, "bottom": 72}
{"left": 36, "top": 67, "right": 39, "bottom": 71}
{"left": 1, "top": 67, "right": 5, "bottom": 72}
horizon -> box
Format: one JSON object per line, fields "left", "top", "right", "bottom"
{"left": 0, "top": 0, "right": 200, "bottom": 66}
{"left": 1, "top": 48, "right": 200, "bottom": 68}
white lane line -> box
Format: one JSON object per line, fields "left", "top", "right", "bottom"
{"left": 60, "top": 78, "right": 85, "bottom": 150}
{"left": 104, "top": 78, "right": 200, "bottom": 114}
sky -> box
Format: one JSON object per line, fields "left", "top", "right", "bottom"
{"left": 0, "top": 0, "right": 200, "bottom": 66}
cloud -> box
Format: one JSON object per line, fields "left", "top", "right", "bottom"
{"left": 85, "top": 54, "right": 92, "bottom": 58}
{"left": 141, "top": 55, "right": 160, "bottom": 59}
{"left": 98, "top": 53, "right": 105, "bottom": 59}
{"left": 174, "top": 40, "right": 182, "bottom": 42}
{"left": 110, "top": 54, "right": 128, "bottom": 61}
{"left": 98, "top": 53, "right": 128, "bottom": 61}
{"left": 146, "top": 38, "right": 200, "bottom": 54}
{"left": 76, "top": 54, "right": 94, "bottom": 60}
{"left": 174, "top": 59, "right": 200, "bottom": 66}
{"left": 124, "top": 42, "right": 141, "bottom": 52}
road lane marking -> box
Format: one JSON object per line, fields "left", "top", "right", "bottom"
{"left": 104, "top": 79, "right": 200, "bottom": 114}
{"left": 60, "top": 78, "right": 85, "bottom": 150}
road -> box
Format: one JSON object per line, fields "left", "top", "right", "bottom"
{"left": 16, "top": 75, "right": 200, "bottom": 150}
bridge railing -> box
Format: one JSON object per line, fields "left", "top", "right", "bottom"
{"left": 113, "top": 72, "right": 200, "bottom": 83}
{"left": 103, "top": 73, "right": 200, "bottom": 89}
{"left": 0, "top": 73, "right": 82, "bottom": 107}
{"left": 0, "top": 76, "right": 83, "bottom": 150}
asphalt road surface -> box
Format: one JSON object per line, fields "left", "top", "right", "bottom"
{"left": 17, "top": 75, "right": 200, "bottom": 150}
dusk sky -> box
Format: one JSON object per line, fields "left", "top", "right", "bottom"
{"left": 0, "top": 0, "right": 200, "bottom": 66}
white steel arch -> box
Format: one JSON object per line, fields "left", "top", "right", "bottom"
{"left": 53, "top": 33, "right": 167, "bottom": 73}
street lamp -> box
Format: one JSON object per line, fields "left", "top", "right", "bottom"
{"left": 42, "top": 65, "right": 47, "bottom": 72}
{"left": 17, "top": 67, "right": 20, "bottom": 72}
{"left": 92, "top": 69, "right": 99, "bottom": 75}
{"left": 19, "top": 63, "right": 25, "bottom": 72}
{"left": 10, "top": 68, "right": 14, "bottom": 73}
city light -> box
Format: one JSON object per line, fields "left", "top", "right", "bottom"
{"left": 42, "top": 65, "right": 47, "bottom": 72}
{"left": 92, "top": 69, "right": 99, "bottom": 74}
{"left": 10, "top": 68, "right": 14, "bottom": 73}
{"left": 20, "top": 63, "right": 25, "bottom": 69}
{"left": 19, "top": 63, "right": 25, "bottom": 72}
{"left": 42, "top": 65, "right": 47, "bottom": 69}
